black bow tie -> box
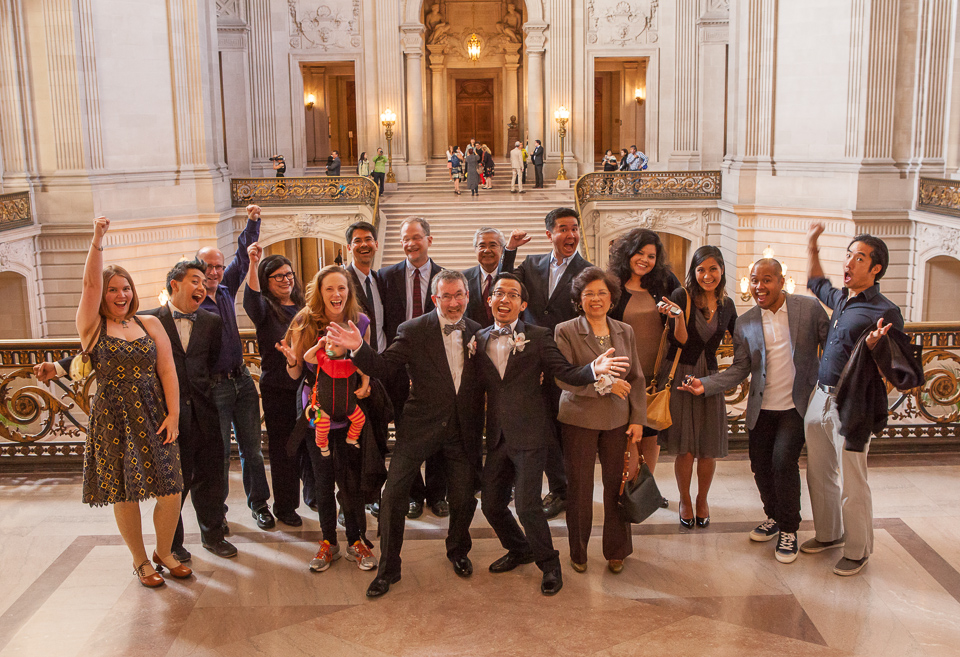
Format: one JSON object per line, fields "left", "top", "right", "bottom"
{"left": 490, "top": 326, "right": 512, "bottom": 339}
{"left": 443, "top": 319, "right": 466, "bottom": 335}
{"left": 173, "top": 311, "right": 197, "bottom": 322}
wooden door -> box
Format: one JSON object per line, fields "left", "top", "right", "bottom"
{"left": 456, "top": 79, "right": 495, "bottom": 154}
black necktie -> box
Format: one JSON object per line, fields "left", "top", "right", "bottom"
{"left": 489, "top": 326, "right": 512, "bottom": 339}
{"left": 173, "top": 311, "right": 197, "bottom": 322}
{"left": 364, "top": 275, "right": 378, "bottom": 351}
{"left": 482, "top": 274, "right": 493, "bottom": 323}
{"left": 443, "top": 319, "right": 466, "bottom": 335}
{"left": 412, "top": 268, "right": 424, "bottom": 318}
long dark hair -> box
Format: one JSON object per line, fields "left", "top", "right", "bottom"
{"left": 258, "top": 255, "right": 305, "bottom": 324}
{"left": 608, "top": 228, "right": 671, "bottom": 293}
{"left": 287, "top": 265, "right": 361, "bottom": 351}
{"left": 685, "top": 245, "right": 727, "bottom": 313}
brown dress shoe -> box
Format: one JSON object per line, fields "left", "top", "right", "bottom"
{"left": 153, "top": 551, "right": 193, "bottom": 579}
{"left": 134, "top": 560, "right": 165, "bottom": 588}
{"left": 607, "top": 559, "right": 624, "bottom": 574}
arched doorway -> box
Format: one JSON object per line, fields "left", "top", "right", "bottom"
{"left": 923, "top": 255, "right": 960, "bottom": 321}
{"left": 0, "top": 272, "right": 31, "bottom": 339}
{"left": 266, "top": 237, "right": 346, "bottom": 285}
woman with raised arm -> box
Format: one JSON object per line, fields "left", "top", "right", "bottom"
{"left": 77, "top": 216, "right": 187, "bottom": 588}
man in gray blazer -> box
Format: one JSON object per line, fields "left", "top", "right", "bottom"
{"left": 681, "top": 259, "right": 828, "bottom": 563}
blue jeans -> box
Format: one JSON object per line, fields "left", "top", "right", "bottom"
{"left": 213, "top": 369, "right": 270, "bottom": 511}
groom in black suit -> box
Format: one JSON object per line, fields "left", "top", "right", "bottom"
{"left": 476, "top": 273, "right": 629, "bottom": 595}
{"left": 326, "top": 269, "right": 484, "bottom": 598}
{"left": 140, "top": 260, "right": 236, "bottom": 559}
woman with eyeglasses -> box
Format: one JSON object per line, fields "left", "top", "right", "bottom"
{"left": 554, "top": 267, "right": 647, "bottom": 574}
{"left": 243, "top": 247, "right": 310, "bottom": 529}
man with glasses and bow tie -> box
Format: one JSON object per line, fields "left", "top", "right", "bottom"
{"left": 475, "top": 273, "right": 630, "bottom": 596}
{"left": 141, "top": 260, "right": 237, "bottom": 560}
{"left": 325, "top": 269, "right": 484, "bottom": 598}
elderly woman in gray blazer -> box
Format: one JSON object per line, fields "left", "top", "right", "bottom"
{"left": 555, "top": 267, "right": 647, "bottom": 574}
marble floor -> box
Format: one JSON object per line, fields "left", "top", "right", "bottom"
{"left": 2, "top": 454, "right": 960, "bottom": 657}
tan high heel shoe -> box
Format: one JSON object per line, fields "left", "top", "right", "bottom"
{"left": 153, "top": 551, "right": 193, "bottom": 579}
{"left": 135, "top": 560, "right": 165, "bottom": 588}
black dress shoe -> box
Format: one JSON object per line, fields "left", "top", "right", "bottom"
{"left": 407, "top": 499, "right": 424, "bottom": 519}
{"left": 541, "top": 568, "right": 563, "bottom": 596}
{"left": 276, "top": 511, "right": 303, "bottom": 527}
{"left": 202, "top": 539, "right": 238, "bottom": 558}
{"left": 659, "top": 496, "right": 669, "bottom": 509}
{"left": 679, "top": 515, "right": 695, "bottom": 529}
{"left": 542, "top": 493, "right": 566, "bottom": 519}
{"left": 367, "top": 502, "right": 380, "bottom": 518}
{"left": 452, "top": 556, "right": 473, "bottom": 578}
{"left": 430, "top": 500, "right": 450, "bottom": 518}
{"left": 307, "top": 501, "right": 319, "bottom": 512}
{"left": 489, "top": 552, "right": 536, "bottom": 573}
{"left": 252, "top": 507, "right": 276, "bottom": 530}
{"left": 171, "top": 546, "right": 192, "bottom": 563}
{"left": 366, "top": 573, "right": 401, "bottom": 598}
{"left": 695, "top": 516, "right": 710, "bottom": 528}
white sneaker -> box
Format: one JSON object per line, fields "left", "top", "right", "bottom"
{"left": 750, "top": 518, "right": 779, "bottom": 542}
{"left": 346, "top": 540, "right": 378, "bottom": 571}
{"left": 775, "top": 531, "right": 799, "bottom": 564}
{"left": 309, "top": 540, "right": 341, "bottom": 572}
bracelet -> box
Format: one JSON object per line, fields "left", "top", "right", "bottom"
{"left": 286, "top": 360, "right": 297, "bottom": 368}
{"left": 91, "top": 243, "right": 103, "bottom": 251}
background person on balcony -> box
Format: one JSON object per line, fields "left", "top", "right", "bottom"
{"left": 197, "top": 204, "right": 274, "bottom": 534}
{"left": 271, "top": 155, "right": 285, "bottom": 177}
{"left": 625, "top": 145, "right": 648, "bottom": 171}
{"left": 76, "top": 216, "right": 185, "bottom": 588}
{"left": 358, "top": 152, "right": 370, "bottom": 177}
{"left": 531, "top": 139, "right": 544, "bottom": 188}
{"left": 608, "top": 228, "right": 682, "bottom": 507}
{"left": 617, "top": 148, "right": 630, "bottom": 171}
{"left": 481, "top": 144, "right": 495, "bottom": 190}
{"left": 657, "top": 245, "right": 738, "bottom": 530}
{"left": 279, "top": 266, "right": 376, "bottom": 574}
{"left": 602, "top": 149, "right": 619, "bottom": 171}
{"left": 326, "top": 151, "right": 341, "bottom": 176}
{"left": 372, "top": 148, "right": 387, "bottom": 194}
{"left": 244, "top": 248, "right": 311, "bottom": 529}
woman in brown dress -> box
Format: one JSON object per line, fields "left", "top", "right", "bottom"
{"left": 77, "top": 217, "right": 186, "bottom": 587}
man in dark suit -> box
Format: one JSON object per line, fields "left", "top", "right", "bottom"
{"left": 140, "top": 260, "right": 237, "bottom": 560}
{"left": 476, "top": 274, "right": 629, "bottom": 595}
{"left": 378, "top": 216, "right": 448, "bottom": 518}
{"left": 345, "top": 221, "right": 385, "bottom": 353}
{"left": 325, "top": 270, "right": 484, "bottom": 598}
{"left": 500, "top": 207, "right": 592, "bottom": 518}
{"left": 531, "top": 139, "right": 544, "bottom": 188}
{"left": 462, "top": 227, "right": 504, "bottom": 328}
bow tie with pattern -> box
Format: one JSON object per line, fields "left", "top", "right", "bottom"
{"left": 443, "top": 319, "right": 466, "bottom": 335}
{"left": 489, "top": 326, "right": 512, "bottom": 339}
{"left": 173, "top": 311, "right": 197, "bottom": 322}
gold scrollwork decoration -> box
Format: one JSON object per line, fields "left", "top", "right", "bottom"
{"left": 230, "top": 176, "right": 379, "bottom": 208}
{"left": 575, "top": 170, "right": 722, "bottom": 205}
{"left": 918, "top": 177, "right": 960, "bottom": 218}
{"left": 0, "top": 191, "right": 32, "bottom": 232}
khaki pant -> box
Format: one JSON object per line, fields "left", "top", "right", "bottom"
{"left": 510, "top": 168, "right": 523, "bottom": 191}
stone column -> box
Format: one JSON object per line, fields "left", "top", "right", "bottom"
{"left": 428, "top": 45, "right": 447, "bottom": 159}
{"left": 524, "top": 22, "right": 547, "bottom": 143}
{"left": 0, "top": 0, "right": 32, "bottom": 187}
{"left": 671, "top": 0, "right": 700, "bottom": 169}
{"left": 247, "top": 0, "right": 276, "bottom": 175}
{"left": 401, "top": 25, "right": 426, "bottom": 178}
{"left": 622, "top": 62, "right": 639, "bottom": 150}
{"left": 503, "top": 44, "right": 521, "bottom": 152}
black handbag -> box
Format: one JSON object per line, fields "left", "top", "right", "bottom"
{"left": 617, "top": 451, "right": 662, "bottom": 524}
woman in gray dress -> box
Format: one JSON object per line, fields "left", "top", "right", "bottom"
{"left": 658, "top": 246, "right": 737, "bottom": 529}
{"left": 464, "top": 146, "right": 481, "bottom": 196}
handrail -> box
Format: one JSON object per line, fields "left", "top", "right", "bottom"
{"left": 917, "top": 176, "right": 960, "bottom": 218}
{"left": 2, "top": 323, "right": 957, "bottom": 459}
{"left": 0, "top": 190, "right": 32, "bottom": 233}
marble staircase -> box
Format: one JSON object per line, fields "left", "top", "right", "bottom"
{"left": 378, "top": 159, "right": 576, "bottom": 271}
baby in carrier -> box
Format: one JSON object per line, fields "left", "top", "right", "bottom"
{"left": 304, "top": 337, "right": 369, "bottom": 457}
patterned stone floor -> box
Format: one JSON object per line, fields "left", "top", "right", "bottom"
{"left": 2, "top": 454, "right": 959, "bottom": 656}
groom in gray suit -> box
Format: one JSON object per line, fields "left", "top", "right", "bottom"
{"left": 681, "top": 259, "right": 828, "bottom": 563}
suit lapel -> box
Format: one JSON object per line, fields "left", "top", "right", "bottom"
{"left": 425, "top": 312, "right": 455, "bottom": 391}
{"left": 785, "top": 293, "right": 801, "bottom": 358}
{"left": 389, "top": 264, "right": 406, "bottom": 315}
{"left": 156, "top": 305, "right": 185, "bottom": 356}
{"left": 747, "top": 309, "right": 766, "bottom": 374}
{"left": 577, "top": 315, "right": 605, "bottom": 358}
{"left": 502, "top": 320, "right": 527, "bottom": 380}
{"left": 425, "top": 260, "right": 442, "bottom": 312}
{"left": 547, "top": 252, "right": 584, "bottom": 306}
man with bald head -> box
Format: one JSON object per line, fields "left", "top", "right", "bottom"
{"left": 197, "top": 203, "right": 275, "bottom": 533}
{"left": 680, "top": 259, "right": 828, "bottom": 564}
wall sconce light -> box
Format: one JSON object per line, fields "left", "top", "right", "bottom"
{"left": 635, "top": 86, "right": 645, "bottom": 106}
{"left": 467, "top": 33, "right": 482, "bottom": 62}
{"left": 740, "top": 246, "right": 796, "bottom": 301}
{"left": 306, "top": 93, "right": 316, "bottom": 110}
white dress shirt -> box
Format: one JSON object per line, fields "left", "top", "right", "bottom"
{"left": 405, "top": 259, "right": 433, "bottom": 321}
{"left": 168, "top": 301, "right": 194, "bottom": 351}
{"left": 437, "top": 311, "right": 465, "bottom": 392}
{"left": 760, "top": 301, "right": 795, "bottom": 411}
{"left": 353, "top": 267, "right": 386, "bottom": 352}
{"left": 548, "top": 252, "right": 571, "bottom": 297}
{"left": 485, "top": 319, "right": 519, "bottom": 379}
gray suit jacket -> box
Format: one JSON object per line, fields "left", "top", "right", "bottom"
{"left": 554, "top": 315, "right": 647, "bottom": 431}
{"left": 700, "top": 293, "right": 829, "bottom": 430}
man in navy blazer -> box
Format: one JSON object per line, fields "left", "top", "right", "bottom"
{"left": 499, "top": 207, "right": 592, "bottom": 518}
{"left": 462, "top": 227, "right": 505, "bottom": 328}
{"left": 377, "top": 216, "right": 447, "bottom": 518}
{"left": 681, "top": 260, "right": 828, "bottom": 564}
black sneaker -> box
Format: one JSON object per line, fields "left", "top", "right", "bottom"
{"left": 749, "top": 518, "right": 779, "bottom": 542}
{"left": 775, "top": 531, "right": 799, "bottom": 563}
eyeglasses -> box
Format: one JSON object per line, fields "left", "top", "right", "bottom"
{"left": 581, "top": 290, "right": 611, "bottom": 300}
{"left": 269, "top": 272, "right": 295, "bottom": 282}
{"left": 206, "top": 265, "right": 225, "bottom": 272}
{"left": 439, "top": 292, "right": 467, "bottom": 302}
{"left": 491, "top": 290, "right": 522, "bottom": 300}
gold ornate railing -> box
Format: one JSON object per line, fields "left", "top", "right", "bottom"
{"left": 918, "top": 177, "right": 960, "bottom": 217}
{"left": 0, "top": 190, "right": 32, "bottom": 232}
{"left": 2, "top": 324, "right": 958, "bottom": 462}
{"left": 575, "top": 170, "right": 722, "bottom": 206}
{"left": 230, "top": 175, "right": 381, "bottom": 232}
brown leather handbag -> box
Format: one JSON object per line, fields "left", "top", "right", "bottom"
{"left": 644, "top": 293, "right": 690, "bottom": 431}
{"left": 617, "top": 451, "right": 662, "bottom": 524}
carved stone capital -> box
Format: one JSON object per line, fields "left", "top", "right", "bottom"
{"left": 400, "top": 24, "right": 425, "bottom": 53}
{"left": 523, "top": 22, "right": 548, "bottom": 51}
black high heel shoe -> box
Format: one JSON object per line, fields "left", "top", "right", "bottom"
{"left": 695, "top": 516, "right": 710, "bottom": 528}
{"left": 679, "top": 515, "right": 695, "bottom": 529}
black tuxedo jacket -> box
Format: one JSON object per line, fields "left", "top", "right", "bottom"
{"left": 345, "top": 263, "right": 382, "bottom": 346}
{"left": 531, "top": 145, "right": 544, "bottom": 165}
{"left": 378, "top": 259, "right": 443, "bottom": 346}
{"left": 462, "top": 264, "right": 499, "bottom": 328}
{"left": 350, "top": 311, "right": 484, "bottom": 468}
{"left": 476, "top": 320, "right": 595, "bottom": 451}
{"left": 500, "top": 249, "right": 591, "bottom": 331}
{"left": 138, "top": 305, "right": 222, "bottom": 439}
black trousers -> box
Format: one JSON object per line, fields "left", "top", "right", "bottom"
{"left": 306, "top": 426, "right": 370, "bottom": 547}
{"left": 534, "top": 164, "right": 544, "bottom": 188}
{"left": 385, "top": 371, "right": 447, "bottom": 505}
{"left": 481, "top": 440, "right": 560, "bottom": 572}
{"left": 261, "top": 386, "right": 307, "bottom": 517}
{"left": 750, "top": 408, "right": 806, "bottom": 533}
{"left": 377, "top": 439, "right": 478, "bottom": 579}
{"left": 542, "top": 379, "right": 567, "bottom": 499}
{"left": 372, "top": 171, "right": 385, "bottom": 194}
{"left": 173, "top": 410, "right": 226, "bottom": 549}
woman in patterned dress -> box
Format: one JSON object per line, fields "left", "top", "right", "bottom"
{"left": 77, "top": 216, "right": 186, "bottom": 587}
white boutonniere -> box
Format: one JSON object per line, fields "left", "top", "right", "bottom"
{"left": 467, "top": 334, "right": 477, "bottom": 358}
{"left": 594, "top": 373, "right": 615, "bottom": 395}
{"left": 508, "top": 332, "right": 530, "bottom": 354}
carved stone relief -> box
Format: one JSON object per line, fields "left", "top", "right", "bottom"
{"left": 602, "top": 208, "right": 703, "bottom": 234}
{"left": 216, "top": 0, "right": 246, "bottom": 24}
{"left": 261, "top": 213, "right": 356, "bottom": 244}
{"left": 586, "top": 0, "right": 659, "bottom": 47}
{"left": 917, "top": 223, "right": 960, "bottom": 256}
{"left": 0, "top": 238, "right": 33, "bottom": 271}
{"left": 288, "top": 0, "right": 361, "bottom": 50}
{"left": 426, "top": 1, "right": 525, "bottom": 59}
